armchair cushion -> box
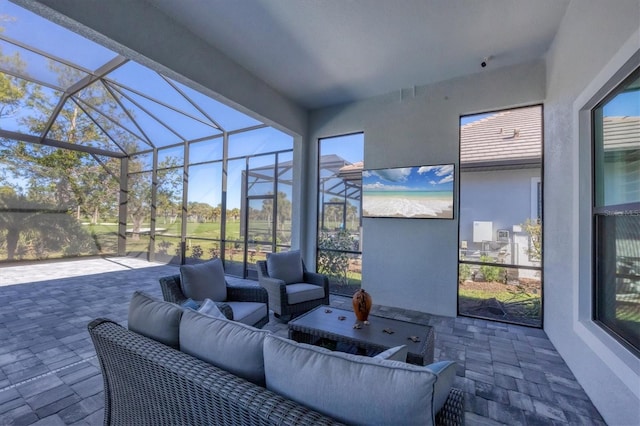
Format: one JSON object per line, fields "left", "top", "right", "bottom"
{"left": 128, "top": 291, "right": 183, "bottom": 349}
{"left": 179, "top": 258, "right": 227, "bottom": 302}
{"left": 225, "top": 301, "right": 268, "bottom": 326}
{"left": 180, "top": 310, "right": 270, "bottom": 386}
{"left": 266, "top": 250, "right": 303, "bottom": 284}
{"left": 264, "top": 335, "right": 437, "bottom": 425}
{"left": 286, "top": 283, "right": 325, "bottom": 305}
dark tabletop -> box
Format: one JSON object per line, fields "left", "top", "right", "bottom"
{"left": 288, "top": 306, "right": 434, "bottom": 364}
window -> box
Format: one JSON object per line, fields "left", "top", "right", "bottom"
{"left": 593, "top": 67, "right": 640, "bottom": 355}
{"left": 458, "top": 105, "right": 543, "bottom": 327}
{"left": 317, "top": 133, "right": 364, "bottom": 296}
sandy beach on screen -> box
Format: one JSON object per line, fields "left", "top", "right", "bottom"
{"left": 363, "top": 194, "right": 453, "bottom": 218}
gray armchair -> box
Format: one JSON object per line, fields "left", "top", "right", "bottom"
{"left": 256, "top": 253, "right": 329, "bottom": 321}
{"left": 159, "top": 273, "right": 269, "bottom": 329}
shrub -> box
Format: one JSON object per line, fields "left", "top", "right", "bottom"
{"left": 317, "top": 230, "right": 355, "bottom": 285}
{"left": 479, "top": 255, "right": 504, "bottom": 282}
{"left": 190, "top": 245, "right": 203, "bottom": 259}
{"left": 459, "top": 263, "right": 472, "bottom": 284}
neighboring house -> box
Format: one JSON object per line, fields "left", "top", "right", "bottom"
{"left": 459, "top": 106, "right": 542, "bottom": 274}
{"left": 600, "top": 115, "right": 640, "bottom": 206}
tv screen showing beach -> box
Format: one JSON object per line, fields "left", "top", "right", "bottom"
{"left": 362, "top": 164, "right": 454, "bottom": 219}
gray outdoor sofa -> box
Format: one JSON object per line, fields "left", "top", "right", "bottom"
{"left": 89, "top": 291, "right": 465, "bottom": 425}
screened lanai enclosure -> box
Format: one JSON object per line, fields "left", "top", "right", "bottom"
{"left": 0, "top": 2, "right": 294, "bottom": 278}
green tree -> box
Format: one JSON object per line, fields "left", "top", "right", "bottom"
{"left": 322, "top": 197, "right": 346, "bottom": 230}
{"left": 261, "top": 191, "right": 291, "bottom": 229}
{"left": 229, "top": 208, "right": 240, "bottom": 222}
{"left": 0, "top": 187, "right": 93, "bottom": 260}
{"left": 0, "top": 58, "right": 124, "bottom": 225}
{"left": 212, "top": 204, "right": 222, "bottom": 222}
{"left": 156, "top": 163, "right": 182, "bottom": 225}
{"left": 127, "top": 166, "right": 151, "bottom": 240}
{"left": 187, "top": 201, "right": 214, "bottom": 223}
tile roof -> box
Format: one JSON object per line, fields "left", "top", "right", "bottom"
{"left": 460, "top": 106, "right": 639, "bottom": 168}
{"left": 460, "top": 106, "right": 542, "bottom": 168}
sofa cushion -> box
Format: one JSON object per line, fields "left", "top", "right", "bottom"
{"left": 266, "top": 250, "right": 303, "bottom": 284}
{"left": 180, "top": 259, "right": 227, "bottom": 302}
{"left": 373, "top": 345, "right": 408, "bottom": 362}
{"left": 225, "top": 301, "right": 267, "bottom": 326}
{"left": 263, "top": 335, "right": 437, "bottom": 425}
{"left": 180, "top": 310, "right": 270, "bottom": 385}
{"left": 128, "top": 291, "right": 182, "bottom": 349}
{"left": 197, "top": 298, "right": 227, "bottom": 320}
{"left": 286, "top": 283, "right": 325, "bottom": 304}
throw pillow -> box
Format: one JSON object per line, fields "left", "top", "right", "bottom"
{"left": 263, "top": 335, "right": 437, "bottom": 425}
{"left": 266, "top": 250, "right": 303, "bottom": 284}
{"left": 373, "top": 345, "right": 408, "bottom": 362}
{"left": 128, "top": 291, "right": 183, "bottom": 349}
{"left": 180, "top": 298, "right": 200, "bottom": 310}
{"left": 197, "top": 298, "right": 227, "bottom": 320}
{"left": 180, "top": 310, "right": 270, "bottom": 386}
{"left": 179, "top": 258, "right": 227, "bottom": 302}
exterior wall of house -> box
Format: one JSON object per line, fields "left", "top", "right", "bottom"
{"left": 459, "top": 168, "right": 541, "bottom": 269}
{"left": 544, "top": 1, "right": 640, "bottom": 424}
{"left": 307, "top": 60, "right": 546, "bottom": 317}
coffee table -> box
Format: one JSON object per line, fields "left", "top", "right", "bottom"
{"left": 288, "top": 306, "right": 434, "bottom": 365}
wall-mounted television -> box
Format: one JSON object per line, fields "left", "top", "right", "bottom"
{"left": 362, "top": 164, "right": 454, "bottom": 219}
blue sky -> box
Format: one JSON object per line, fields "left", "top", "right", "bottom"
{"left": 363, "top": 164, "right": 454, "bottom": 192}
{"left": 603, "top": 90, "right": 640, "bottom": 116}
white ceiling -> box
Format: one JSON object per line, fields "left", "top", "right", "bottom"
{"left": 146, "top": 0, "right": 570, "bottom": 110}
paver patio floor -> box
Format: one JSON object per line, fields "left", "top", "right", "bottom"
{"left": 0, "top": 257, "right": 604, "bottom": 425}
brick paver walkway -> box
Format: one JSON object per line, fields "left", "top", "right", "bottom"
{"left": 0, "top": 258, "right": 604, "bottom": 425}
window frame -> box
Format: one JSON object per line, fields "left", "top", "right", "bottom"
{"left": 457, "top": 105, "right": 544, "bottom": 328}
{"left": 591, "top": 65, "right": 640, "bottom": 357}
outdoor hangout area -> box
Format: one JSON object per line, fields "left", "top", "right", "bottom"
{"left": 0, "top": 0, "right": 639, "bottom": 425}
{"left": 0, "top": 257, "right": 604, "bottom": 425}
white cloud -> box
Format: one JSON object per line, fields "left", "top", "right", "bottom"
{"left": 363, "top": 182, "right": 409, "bottom": 191}
{"left": 418, "top": 164, "right": 453, "bottom": 177}
{"left": 438, "top": 174, "right": 454, "bottom": 184}
{"left": 436, "top": 165, "right": 454, "bottom": 176}
{"left": 373, "top": 168, "right": 411, "bottom": 182}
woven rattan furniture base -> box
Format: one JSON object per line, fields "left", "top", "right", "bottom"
{"left": 288, "top": 306, "right": 435, "bottom": 365}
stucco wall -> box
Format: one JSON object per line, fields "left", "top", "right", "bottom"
{"left": 544, "top": 0, "right": 640, "bottom": 424}
{"left": 308, "top": 61, "right": 546, "bottom": 316}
